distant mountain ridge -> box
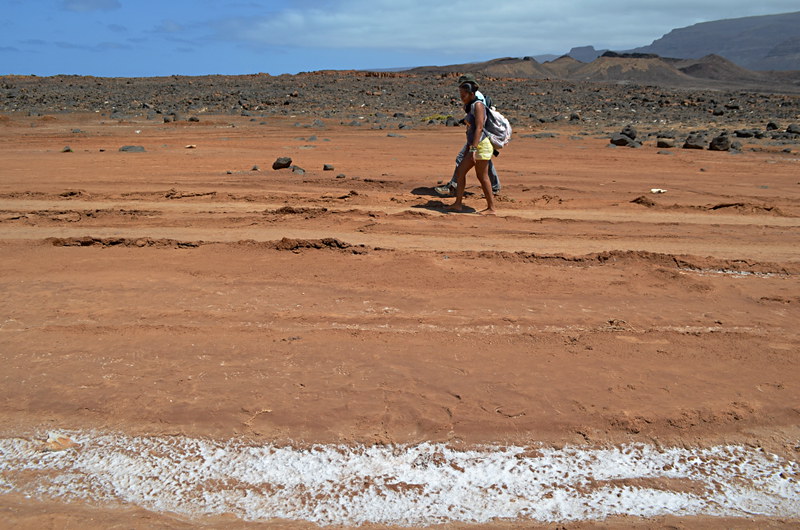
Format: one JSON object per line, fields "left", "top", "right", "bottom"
{"left": 406, "top": 53, "right": 800, "bottom": 93}
{"left": 401, "top": 12, "right": 800, "bottom": 92}
{"left": 631, "top": 11, "right": 800, "bottom": 71}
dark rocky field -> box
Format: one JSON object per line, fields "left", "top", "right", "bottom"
{"left": 2, "top": 72, "right": 799, "bottom": 142}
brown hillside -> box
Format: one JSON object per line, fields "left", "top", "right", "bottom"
{"left": 567, "top": 56, "right": 696, "bottom": 85}
{"left": 480, "top": 57, "right": 553, "bottom": 79}
{"left": 409, "top": 57, "right": 552, "bottom": 79}
{"left": 671, "top": 54, "right": 769, "bottom": 82}
{"left": 541, "top": 55, "right": 585, "bottom": 78}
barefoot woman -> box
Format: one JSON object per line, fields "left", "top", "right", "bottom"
{"left": 448, "top": 81, "right": 496, "bottom": 215}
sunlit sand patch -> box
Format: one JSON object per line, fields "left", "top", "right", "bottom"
{"left": 0, "top": 432, "right": 798, "bottom": 526}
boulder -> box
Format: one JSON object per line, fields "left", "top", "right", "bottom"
{"left": 610, "top": 132, "right": 639, "bottom": 147}
{"left": 682, "top": 134, "right": 706, "bottom": 150}
{"left": 656, "top": 138, "right": 675, "bottom": 148}
{"left": 119, "top": 145, "right": 145, "bottom": 152}
{"left": 787, "top": 124, "right": 800, "bottom": 134}
{"left": 766, "top": 121, "right": 780, "bottom": 131}
{"left": 709, "top": 133, "right": 732, "bottom": 151}
{"left": 272, "top": 157, "right": 292, "bottom": 170}
{"left": 621, "top": 125, "right": 637, "bottom": 140}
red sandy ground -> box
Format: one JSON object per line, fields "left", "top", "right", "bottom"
{"left": 0, "top": 113, "right": 798, "bottom": 528}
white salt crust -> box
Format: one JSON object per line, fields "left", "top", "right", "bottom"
{"left": 0, "top": 433, "right": 798, "bottom": 526}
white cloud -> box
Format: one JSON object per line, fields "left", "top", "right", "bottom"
{"left": 62, "top": 0, "right": 121, "bottom": 12}
{"left": 155, "top": 20, "right": 184, "bottom": 34}
{"left": 212, "top": 0, "right": 800, "bottom": 55}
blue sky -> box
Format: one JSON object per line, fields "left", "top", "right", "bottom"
{"left": 2, "top": 1, "right": 797, "bottom": 77}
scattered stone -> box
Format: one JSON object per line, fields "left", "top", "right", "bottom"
{"left": 522, "top": 133, "right": 558, "bottom": 139}
{"left": 656, "top": 138, "right": 675, "bottom": 148}
{"left": 387, "top": 133, "right": 405, "bottom": 138}
{"left": 631, "top": 195, "right": 656, "bottom": 207}
{"left": 61, "top": 145, "right": 73, "bottom": 153}
{"left": 682, "top": 134, "right": 706, "bottom": 150}
{"left": 709, "top": 133, "right": 732, "bottom": 151}
{"left": 621, "top": 125, "right": 637, "bottom": 140}
{"left": 119, "top": 145, "right": 145, "bottom": 152}
{"left": 336, "top": 174, "right": 346, "bottom": 179}
{"left": 251, "top": 165, "right": 260, "bottom": 171}
{"left": 766, "top": 121, "right": 780, "bottom": 131}
{"left": 323, "top": 164, "right": 335, "bottom": 171}
{"left": 787, "top": 124, "right": 800, "bottom": 134}
{"left": 609, "top": 132, "right": 639, "bottom": 147}
{"left": 188, "top": 116, "right": 200, "bottom": 122}
{"left": 291, "top": 165, "right": 305, "bottom": 175}
{"left": 657, "top": 150, "right": 674, "bottom": 155}
{"left": 272, "top": 157, "right": 292, "bottom": 170}
{"left": 445, "top": 116, "right": 459, "bottom": 127}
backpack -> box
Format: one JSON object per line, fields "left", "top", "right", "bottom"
{"left": 485, "top": 106, "right": 512, "bottom": 149}
{"left": 471, "top": 100, "right": 512, "bottom": 150}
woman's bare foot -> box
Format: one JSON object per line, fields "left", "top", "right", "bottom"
{"left": 479, "top": 208, "right": 496, "bottom": 216}
{"left": 447, "top": 203, "right": 464, "bottom": 212}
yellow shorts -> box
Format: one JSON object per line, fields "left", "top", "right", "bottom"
{"left": 474, "top": 137, "right": 494, "bottom": 161}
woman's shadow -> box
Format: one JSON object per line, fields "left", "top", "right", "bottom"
{"left": 410, "top": 186, "right": 476, "bottom": 213}
{"left": 411, "top": 199, "right": 477, "bottom": 214}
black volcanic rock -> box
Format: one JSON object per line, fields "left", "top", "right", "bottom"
{"left": 610, "top": 132, "right": 639, "bottom": 147}
{"left": 683, "top": 134, "right": 707, "bottom": 149}
{"left": 602, "top": 51, "right": 660, "bottom": 59}
{"left": 273, "top": 157, "right": 292, "bottom": 170}
{"left": 621, "top": 125, "right": 637, "bottom": 140}
{"left": 709, "top": 133, "right": 732, "bottom": 151}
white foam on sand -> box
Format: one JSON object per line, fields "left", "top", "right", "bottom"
{"left": 0, "top": 432, "right": 798, "bottom": 526}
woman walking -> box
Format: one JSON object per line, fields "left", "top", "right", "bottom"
{"left": 447, "top": 80, "right": 496, "bottom": 215}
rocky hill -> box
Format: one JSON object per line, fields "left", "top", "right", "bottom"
{"left": 409, "top": 53, "right": 800, "bottom": 93}
{"left": 632, "top": 11, "right": 800, "bottom": 71}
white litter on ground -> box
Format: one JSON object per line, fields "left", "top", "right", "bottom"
{"left": 0, "top": 432, "right": 797, "bottom": 526}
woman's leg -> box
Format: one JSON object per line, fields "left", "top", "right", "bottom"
{"left": 474, "top": 159, "right": 496, "bottom": 215}
{"left": 448, "top": 153, "right": 474, "bottom": 211}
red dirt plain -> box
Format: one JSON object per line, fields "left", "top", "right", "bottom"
{"left": 0, "top": 112, "right": 798, "bottom": 528}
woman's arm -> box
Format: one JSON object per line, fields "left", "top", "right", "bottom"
{"left": 472, "top": 101, "right": 485, "bottom": 148}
